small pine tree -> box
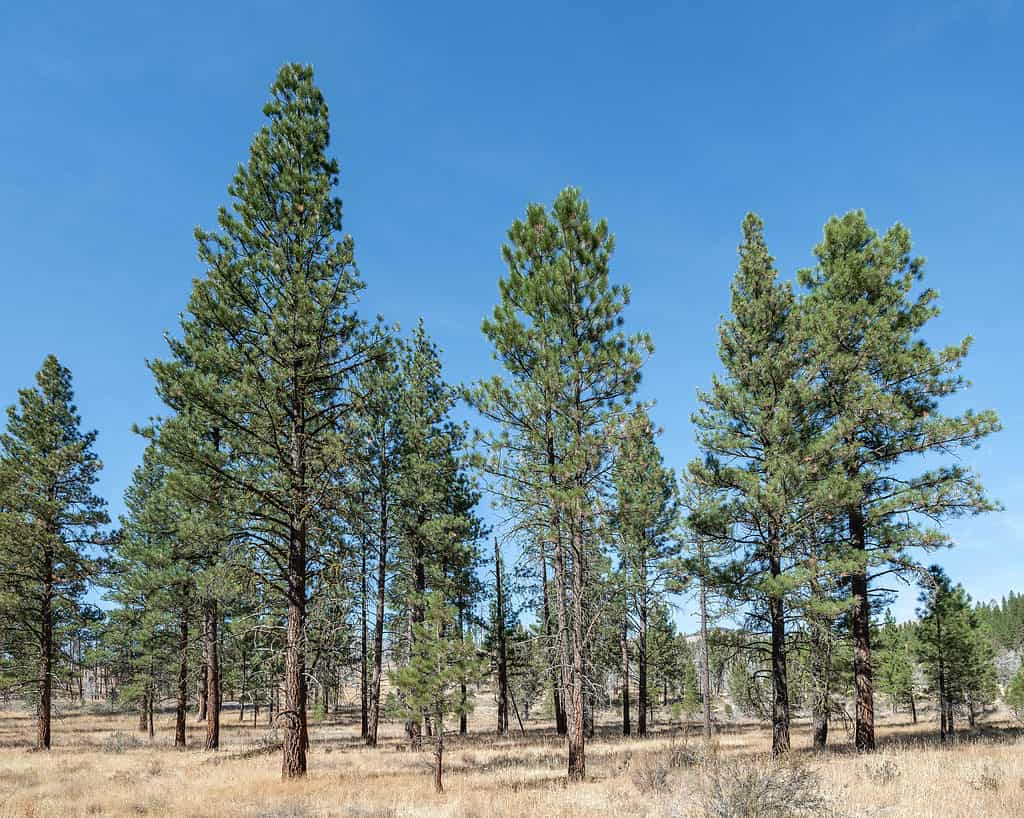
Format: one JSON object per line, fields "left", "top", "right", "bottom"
{"left": 1006, "top": 665, "right": 1024, "bottom": 724}
{"left": 390, "top": 592, "right": 485, "bottom": 792}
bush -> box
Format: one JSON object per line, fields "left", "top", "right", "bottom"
{"left": 866, "top": 758, "right": 901, "bottom": 785}
{"left": 631, "top": 756, "right": 671, "bottom": 794}
{"left": 967, "top": 764, "right": 1002, "bottom": 792}
{"left": 102, "top": 731, "right": 145, "bottom": 753}
{"left": 696, "top": 757, "right": 830, "bottom": 818}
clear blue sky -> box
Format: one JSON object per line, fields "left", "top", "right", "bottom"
{"left": 2, "top": 1, "right": 1021, "bottom": 624}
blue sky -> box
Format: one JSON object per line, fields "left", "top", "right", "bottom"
{"left": 1, "top": 1, "right": 1021, "bottom": 625}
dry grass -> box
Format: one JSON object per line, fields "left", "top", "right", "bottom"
{"left": 0, "top": 699, "right": 1022, "bottom": 818}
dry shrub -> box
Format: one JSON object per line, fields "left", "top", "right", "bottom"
{"left": 967, "top": 763, "right": 1001, "bottom": 792}
{"left": 630, "top": 755, "right": 671, "bottom": 794}
{"left": 696, "top": 757, "right": 831, "bottom": 818}
{"left": 101, "top": 731, "right": 145, "bottom": 753}
{"left": 866, "top": 757, "right": 901, "bottom": 785}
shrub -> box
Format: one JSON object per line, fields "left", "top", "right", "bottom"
{"left": 101, "top": 731, "right": 145, "bottom": 753}
{"left": 866, "top": 758, "right": 901, "bottom": 785}
{"left": 967, "top": 764, "right": 1002, "bottom": 792}
{"left": 631, "top": 756, "right": 671, "bottom": 794}
{"left": 696, "top": 757, "right": 830, "bottom": 818}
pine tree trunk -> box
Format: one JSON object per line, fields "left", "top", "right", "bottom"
{"left": 367, "top": 493, "right": 387, "bottom": 747}
{"left": 540, "top": 538, "right": 566, "bottom": 735}
{"left": 360, "top": 542, "right": 369, "bottom": 740}
{"left": 37, "top": 545, "right": 53, "bottom": 751}
{"left": 204, "top": 601, "right": 220, "bottom": 750}
{"left": 148, "top": 682, "right": 155, "bottom": 738}
{"left": 621, "top": 601, "right": 631, "bottom": 736}
{"left": 849, "top": 504, "right": 876, "bottom": 752}
{"left": 638, "top": 590, "right": 648, "bottom": 738}
{"left": 769, "top": 548, "right": 790, "bottom": 756}
{"left": 282, "top": 520, "right": 308, "bottom": 778}
{"left": 458, "top": 602, "right": 468, "bottom": 735}
{"left": 138, "top": 694, "right": 149, "bottom": 732}
{"left": 197, "top": 649, "right": 208, "bottom": 723}
{"left": 910, "top": 692, "right": 917, "bottom": 724}
{"left": 567, "top": 521, "right": 586, "bottom": 782}
{"left": 495, "top": 539, "right": 508, "bottom": 734}
{"left": 173, "top": 609, "right": 187, "bottom": 748}
{"left": 433, "top": 713, "right": 444, "bottom": 793}
{"left": 810, "top": 622, "right": 831, "bottom": 750}
{"left": 546, "top": 424, "right": 569, "bottom": 737}
{"left": 699, "top": 576, "right": 713, "bottom": 740}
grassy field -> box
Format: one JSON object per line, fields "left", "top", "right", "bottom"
{"left": 0, "top": 700, "right": 1021, "bottom": 818}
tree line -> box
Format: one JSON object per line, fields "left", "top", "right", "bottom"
{"left": 0, "top": 63, "right": 1017, "bottom": 792}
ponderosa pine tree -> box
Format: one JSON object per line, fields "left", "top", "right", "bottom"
{"left": 347, "top": 334, "right": 405, "bottom": 747}
{"left": 472, "top": 187, "right": 650, "bottom": 780}
{"left": 612, "top": 407, "right": 678, "bottom": 737}
{"left": 800, "top": 211, "right": 1001, "bottom": 751}
{"left": 0, "top": 356, "right": 108, "bottom": 750}
{"left": 390, "top": 591, "right": 485, "bottom": 793}
{"left": 149, "top": 64, "right": 380, "bottom": 778}
{"left": 689, "top": 214, "right": 821, "bottom": 756}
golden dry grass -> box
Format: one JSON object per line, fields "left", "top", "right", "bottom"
{"left": 0, "top": 700, "right": 1022, "bottom": 818}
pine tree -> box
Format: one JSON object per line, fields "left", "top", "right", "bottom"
{"left": 916, "top": 566, "right": 993, "bottom": 741}
{"left": 472, "top": 187, "right": 650, "bottom": 780}
{"left": 800, "top": 211, "right": 1001, "bottom": 751}
{"left": 876, "top": 610, "right": 916, "bottom": 718}
{"left": 149, "top": 64, "right": 380, "bottom": 778}
{"left": 689, "top": 214, "right": 821, "bottom": 756}
{"left": 389, "top": 592, "right": 485, "bottom": 793}
{"left": 0, "top": 356, "right": 108, "bottom": 749}
{"left": 612, "top": 407, "right": 678, "bottom": 737}
{"left": 1006, "top": 665, "right": 1024, "bottom": 724}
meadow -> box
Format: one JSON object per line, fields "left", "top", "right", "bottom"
{"left": 1, "top": 698, "right": 1021, "bottom": 818}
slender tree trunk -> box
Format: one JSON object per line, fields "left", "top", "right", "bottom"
{"left": 699, "top": 575, "right": 712, "bottom": 740}
{"left": 567, "top": 519, "right": 586, "bottom": 782}
{"left": 204, "top": 601, "right": 220, "bottom": 750}
{"left": 366, "top": 491, "right": 387, "bottom": 747}
{"left": 849, "top": 504, "right": 875, "bottom": 752}
{"left": 810, "top": 622, "right": 831, "bottom": 750}
{"left": 545, "top": 423, "right": 569, "bottom": 736}
{"left": 175, "top": 612, "right": 188, "bottom": 749}
{"left": 197, "top": 643, "right": 208, "bottom": 723}
{"left": 910, "top": 691, "right": 917, "bottom": 724}
{"left": 540, "top": 538, "right": 566, "bottom": 735}
{"left": 495, "top": 538, "right": 508, "bottom": 734}
{"left": 360, "top": 541, "right": 369, "bottom": 740}
{"left": 138, "top": 693, "right": 149, "bottom": 732}
{"left": 148, "top": 679, "right": 155, "bottom": 738}
{"left": 433, "top": 712, "right": 444, "bottom": 793}
{"left": 458, "top": 602, "right": 468, "bottom": 734}
{"left": 406, "top": 542, "right": 426, "bottom": 750}
{"left": 769, "top": 549, "right": 790, "bottom": 756}
{"left": 638, "top": 590, "right": 648, "bottom": 738}
{"left": 621, "top": 600, "right": 631, "bottom": 736}
{"left": 37, "top": 546, "right": 54, "bottom": 751}
{"left": 282, "top": 519, "right": 308, "bottom": 778}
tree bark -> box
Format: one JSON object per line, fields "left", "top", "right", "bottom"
{"left": 360, "top": 540, "right": 369, "bottom": 739}
{"left": 495, "top": 538, "right": 508, "bottom": 734}
{"left": 282, "top": 519, "right": 308, "bottom": 778}
{"left": 699, "top": 575, "right": 713, "bottom": 740}
{"left": 567, "top": 520, "right": 586, "bottom": 782}
{"left": 621, "top": 599, "right": 631, "bottom": 736}
{"left": 204, "top": 600, "right": 220, "bottom": 750}
{"left": 366, "top": 489, "right": 388, "bottom": 747}
{"left": 810, "top": 622, "right": 831, "bottom": 750}
{"left": 849, "top": 504, "right": 876, "bottom": 752}
{"left": 769, "top": 549, "right": 790, "bottom": 756}
{"left": 545, "top": 422, "right": 568, "bottom": 736}
{"left": 458, "top": 602, "right": 468, "bottom": 734}
{"left": 37, "top": 545, "right": 53, "bottom": 751}
{"left": 637, "top": 587, "right": 648, "bottom": 738}
{"left": 433, "top": 712, "right": 444, "bottom": 793}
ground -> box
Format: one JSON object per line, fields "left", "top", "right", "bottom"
{"left": 0, "top": 700, "right": 1021, "bottom": 817}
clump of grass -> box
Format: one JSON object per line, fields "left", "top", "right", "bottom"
{"left": 695, "top": 757, "right": 831, "bottom": 818}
